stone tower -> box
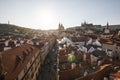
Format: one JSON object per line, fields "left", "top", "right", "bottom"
{"left": 104, "top": 22, "right": 110, "bottom": 34}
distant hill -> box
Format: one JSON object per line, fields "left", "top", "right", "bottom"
{"left": 0, "top": 24, "right": 37, "bottom": 35}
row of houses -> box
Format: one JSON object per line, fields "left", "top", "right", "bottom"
{"left": 57, "top": 34, "right": 120, "bottom": 80}
{"left": 66, "top": 22, "right": 120, "bottom": 33}
{"left": 0, "top": 33, "right": 56, "bottom": 80}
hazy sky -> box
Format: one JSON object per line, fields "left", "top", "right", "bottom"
{"left": 0, "top": 0, "right": 120, "bottom": 30}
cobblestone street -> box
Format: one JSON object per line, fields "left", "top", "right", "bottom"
{"left": 37, "top": 44, "right": 57, "bottom": 80}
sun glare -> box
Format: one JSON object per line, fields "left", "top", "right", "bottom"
{"left": 38, "top": 9, "right": 56, "bottom": 30}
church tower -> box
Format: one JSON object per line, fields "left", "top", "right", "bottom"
{"left": 106, "top": 22, "right": 109, "bottom": 29}
{"left": 58, "top": 23, "right": 64, "bottom": 31}
{"left": 104, "top": 22, "right": 110, "bottom": 34}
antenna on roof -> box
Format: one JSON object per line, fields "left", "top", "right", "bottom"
{"left": 8, "top": 21, "right": 10, "bottom": 24}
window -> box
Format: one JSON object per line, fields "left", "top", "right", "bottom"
{"left": 30, "top": 60, "right": 32, "bottom": 64}
{"left": 24, "top": 67, "right": 27, "bottom": 73}
{"left": 31, "top": 67, "right": 33, "bottom": 72}
{"left": 31, "top": 73, "right": 34, "bottom": 78}
{"left": 16, "top": 77, "right": 18, "bottom": 80}
{"left": 24, "top": 75, "right": 29, "bottom": 80}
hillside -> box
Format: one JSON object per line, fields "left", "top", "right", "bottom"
{"left": 0, "top": 24, "right": 36, "bottom": 35}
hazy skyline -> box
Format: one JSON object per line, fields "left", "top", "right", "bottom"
{"left": 0, "top": 0, "right": 120, "bottom": 30}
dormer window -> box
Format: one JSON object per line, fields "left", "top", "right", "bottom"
{"left": 26, "top": 49, "right": 30, "bottom": 54}
{"left": 16, "top": 55, "right": 24, "bottom": 62}
{"left": 30, "top": 47, "right": 34, "bottom": 52}
{"left": 23, "top": 51, "right": 28, "bottom": 57}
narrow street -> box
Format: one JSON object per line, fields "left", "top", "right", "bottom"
{"left": 37, "top": 44, "right": 58, "bottom": 80}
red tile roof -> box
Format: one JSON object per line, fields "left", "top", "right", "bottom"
{"left": 71, "top": 37, "right": 88, "bottom": 42}
{"left": 75, "top": 64, "right": 113, "bottom": 80}
{"left": 1, "top": 44, "right": 40, "bottom": 80}
{"left": 111, "top": 71, "right": 120, "bottom": 78}
{"left": 100, "top": 38, "right": 112, "bottom": 43}
{"left": 59, "top": 67, "right": 80, "bottom": 80}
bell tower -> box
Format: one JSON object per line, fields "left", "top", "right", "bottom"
{"left": 104, "top": 22, "right": 110, "bottom": 34}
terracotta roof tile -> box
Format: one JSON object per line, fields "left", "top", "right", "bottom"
{"left": 111, "top": 71, "right": 120, "bottom": 78}
{"left": 71, "top": 37, "right": 88, "bottom": 42}
{"left": 2, "top": 44, "right": 40, "bottom": 80}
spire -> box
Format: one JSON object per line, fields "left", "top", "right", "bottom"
{"left": 104, "top": 22, "right": 110, "bottom": 34}
{"left": 59, "top": 22, "right": 60, "bottom": 26}
{"left": 8, "top": 21, "right": 10, "bottom": 24}
{"left": 106, "top": 22, "right": 109, "bottom": 29}
{"left": 58, "top": 22, "right": 61, "bottom": 29}
{"left": 81, "top": 22, "right": 83, "bottom": 26}
{"left": 84, "top": 20, "right": 87, "bottom": 25}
